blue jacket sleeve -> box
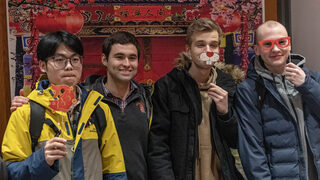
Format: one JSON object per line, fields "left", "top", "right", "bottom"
{"left": 7, "top": 147, "right": 58, "bottom": 180}
{"left": 296, "top": 70, "right": 320, "bottom": 119}
{"left": 103, "top": 173, "right": 128, "bottom": 180}
{"left": 235, "top": 82, "right": 272, "bottom": 180}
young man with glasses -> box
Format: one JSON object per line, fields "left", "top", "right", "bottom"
{"left": 235, "top": 20, "right": 320, "bottom": 179}
{"left": 2, "top": 31, "right": 126, "bottom": 180}
{"left": 9, "top": 31, "right": 151, "bottom": 180}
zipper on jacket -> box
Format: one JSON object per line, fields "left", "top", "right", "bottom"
{"left": 67, "top": 111, "right": 78, "bottom": 179}
{"left": 282, "top": 77, "right": 303, "bottom": 151}
{"left": 283, "top": 76, "right": 304, "bottom": 177}
{"left": 305, "top": 129, "right": 319, "bottom": 178}
{"left": 71, "top": 155, "right": 74, "bottom": 179}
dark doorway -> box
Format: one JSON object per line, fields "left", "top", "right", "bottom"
{"left": 277, "top": 0, "right": 291, "bottom": 37}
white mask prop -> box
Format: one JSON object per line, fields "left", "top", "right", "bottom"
{"left": 200, "top": 51, "right": 219, "bottom": 65}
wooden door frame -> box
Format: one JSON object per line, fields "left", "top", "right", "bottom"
{"left": 0, "top": 0, "right": 11, "bottom": 151}
{"left": 265, "top": 0, "right": 278, "bottom": 21}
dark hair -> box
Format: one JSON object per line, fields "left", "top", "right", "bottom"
{"left": 102, "top": 31, "right": 140, "bottom": 60}
{"left": 186, "top": 18, "right": 222, "bottom": 47}
{"left": 36, "top": 30, "right": 83, "bottom": 62}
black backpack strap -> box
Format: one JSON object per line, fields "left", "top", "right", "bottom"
{"left": 29, "top": 100, "right": 45, "bottom": 152}
{"left": 44, "top": 118, "right": 61, "bottom": 137}
{"left": 88, "top": 105, "right": 106, "bottom": 148}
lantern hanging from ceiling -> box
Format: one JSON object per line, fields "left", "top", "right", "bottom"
{"left": 34, "top": 10, "right": 84, "bottom": 34}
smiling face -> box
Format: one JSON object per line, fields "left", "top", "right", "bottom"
{"left": 255, "top": 22, "right": 291, "bottom": 74}
{"left": 187, "top": 30, "right": 220, "bottom": 70}
{"left": 39, "top": 43, "right": 82, "bottom": 87}
{"left": 102, "top": 43, "right": 138, "bottom": 83}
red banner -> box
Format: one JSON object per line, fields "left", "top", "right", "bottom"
{"left": 114, "top": 6, "right": 171, "bottom": 21}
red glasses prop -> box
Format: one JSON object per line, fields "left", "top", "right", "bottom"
{"left": 258, "top": 37, "right": 291, "bottom": 51}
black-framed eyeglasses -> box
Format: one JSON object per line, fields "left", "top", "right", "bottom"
{"left": 48, "top": 55, "right": 83, "bottom": 70}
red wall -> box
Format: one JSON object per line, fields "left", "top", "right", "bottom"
{"left": 80, "top": 36, "right": 186, "bottom": 82}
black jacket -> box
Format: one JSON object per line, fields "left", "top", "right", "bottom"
{"left": 83, "top": 75, "right": 152, "bottom": 180}
{"left": 148, "top": 66, "right": 243, "bottom": 180}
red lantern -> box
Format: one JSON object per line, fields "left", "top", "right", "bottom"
{"left": 215, "top": 12, "right": 241, "bottom": 33}
{"left": 34, "top": 10, "right": 84, "bottom": 34}
{"left": 66, "top": 11, "right": 84, "bottom": 34}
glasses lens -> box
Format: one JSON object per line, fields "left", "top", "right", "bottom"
{"left": 71, "top": 56, "right": 82, "bottom": 67}
{"left": 51, "top": 55, "right": 83, "bottom": 69}
{"left": 53, "top": 57, "right": 67, "bottom": 69}
{"left": 259, "top": 37, "right": 290, "bottom": 51}
{"left": 276, "top": 37, "right": 290, "bottom": 48}
{"left": 261, "top": 40, "right": 273, "bottom": 50}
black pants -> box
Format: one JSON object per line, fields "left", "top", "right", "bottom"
{"left": 0, "top": 157, "right": 8, "bottom": 180}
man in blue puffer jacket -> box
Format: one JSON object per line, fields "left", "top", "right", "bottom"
{"left": 236, "top": 20, "right": 320, "bottom": 180}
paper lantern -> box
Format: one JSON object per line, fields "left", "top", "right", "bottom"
{"left": 34, "top": 10, "right": 84, "bottom": 34}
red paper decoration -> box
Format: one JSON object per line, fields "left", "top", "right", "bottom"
{"left": 135, "top": 64, "right": 160, "bottom": 85}
{"left": 27, "top": 9, "right": 41, "bottom": 90}
{"left": 215, "top": 12, "right": 241, "bottom": 33}
{"left": 114, "top": 6, "right": 171, "bottom": 21}
{"left": 239, "top": 12, "right": 249, "bottom": 72}
{"left": 34, "top": 10, "right": 84, "bottom": 34}
{"left": 49, "top": 84, "right": 76, "bottom": 113}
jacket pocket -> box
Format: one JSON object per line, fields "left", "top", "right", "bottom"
{"left": 170, "top": 102, "right": 190, "bottom": 124}
{"left": 169, "top": 100, "right": 191, "bottom": 150}
{"left": 169, "top": 92, "right": 189, "bottom": 113}
{"left": 171, "top": 104, "right": 189, "bottom": 113}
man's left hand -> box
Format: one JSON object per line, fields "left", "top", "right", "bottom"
{"left": 284, "top": 63, "right": 306, "bottom": 86}
{"left": 208, "top": 83, "right": 228, "bottom": 114}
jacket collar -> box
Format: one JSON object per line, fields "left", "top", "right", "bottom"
{"left": 248, "top": 55, "right": 304, "bottom": 112}
{"left": 83, "top": 75, "right": 152, "bottom": 106}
